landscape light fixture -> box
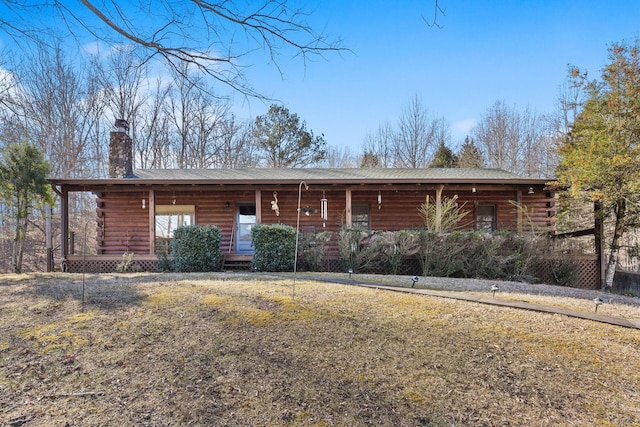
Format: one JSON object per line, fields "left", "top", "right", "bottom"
{"left": 348, "top": 268, "right": 353, "bottom": 279}
{"left": 411, "top": 276, "right": 419, "bottom": 287}
{"left": 491, "top": 284, "right": 499, "bottom": 297}
{"left": 593, "top": 297, "right": 603, "bottom": 312}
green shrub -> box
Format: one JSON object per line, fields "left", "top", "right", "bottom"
{"left": 156, "top": 250, "right": 172, "bottom": 272}
{"left": 527, "top": 238, "right": 582, "bottom": 287}
{"left": 548, "top": 257, "right": 580, "bottom": 286}
{"left": 415, "top": 230, "right": 538, "bottom": 280}
{"left": 377, "top": 230, "right": 421, "bottom": 275}
{"left": 300, "top": 231, "right": 333, "bottom": 272}
{"left": 251, "top": 223, "right": 297, "bottom": 271}
{"left": 170, "top": 225, "right": 222, "bottom": 272}
{"left": 418, "top": 231, "right": 465, "bottom": 277}
{"left": 337, "top": 227, "right": 384, "bottom": 273}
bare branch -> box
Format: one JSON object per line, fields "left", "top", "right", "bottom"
{"left": 0, "top": 1, "right": 346, "bottom": 99}
{"left": 422, "top": 0, "right": 446, "bottom": 29}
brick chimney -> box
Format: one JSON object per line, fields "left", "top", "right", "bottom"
{"left": 109, "top": 119, "right": 133, "bottom": 178}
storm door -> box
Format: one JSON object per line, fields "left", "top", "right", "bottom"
{"left": 236, "top": 204, "right": 256, "bottom": 254}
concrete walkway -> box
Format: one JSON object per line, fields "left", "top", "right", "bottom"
{"left": 297, "top": 275, "right": 640, "bottom": 330}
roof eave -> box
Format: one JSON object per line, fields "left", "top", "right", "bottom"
{"left": 49, "top": 177, "right": 552, "bottom": 187}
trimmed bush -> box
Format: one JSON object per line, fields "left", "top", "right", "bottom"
{"left": 251, "top": 223, "right": 296, "bottom": 271}
{"left": 337, "top": 227, "right": 384, "bottom": 273}
{"left": 416, "top": 230, "right": 536, "bottom": 280}
{"left": 376, "top": 230, "right": 421, "bottom": 275}
{"left": 300, "top": 230, "right": 333, "bottom": 272}
{"left": 170, "top": 225, "right": 222, "bottom": 272}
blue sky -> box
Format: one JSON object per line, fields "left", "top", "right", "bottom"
{"left": 2, "top": 1, "right": 639, "bottom": 155}
{"left": 232, "top": 1, "right": 640, "bottom": 152}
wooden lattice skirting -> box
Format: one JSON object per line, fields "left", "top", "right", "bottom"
{"left": 63, "top": 255, "right": 600, "bottom": 289}
{"left": 64, "top": 255, "right": 159, "bottom": 273}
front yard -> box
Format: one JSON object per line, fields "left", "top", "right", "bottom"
{"left": 1, "top": 273, "right": 639, "bottom": 426}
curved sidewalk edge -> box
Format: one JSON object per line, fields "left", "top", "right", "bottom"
{"left": 297, "top": 275, "right": 640, "bottom": 330}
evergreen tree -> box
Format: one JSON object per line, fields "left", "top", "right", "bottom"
{"left": 457, "top": 136, "right": 485, "bottom": 168}
{"left": 554, "top": 40, "right": 640, "bottom": 289}
{"left": 429, "top": 141, "right": 458, "bottom": 168}
{"left": 360, "top": 151, "right": 381, "bottom": 168}
{"left": 253, "top": 104, "right": 327, "bottom": 167}
{"left": 0, "top": 142, "right": 54, "bottom": 272}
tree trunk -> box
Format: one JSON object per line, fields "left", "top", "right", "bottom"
{"left": 604, "top": 198, "right": 627, "bottom": 290}
{"left": 12, "top": 219, "right": 26, "bottom": 274}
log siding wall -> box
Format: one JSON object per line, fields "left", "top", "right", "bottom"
{"left": 95, "top": 186, "right": 555, "bottom": 255}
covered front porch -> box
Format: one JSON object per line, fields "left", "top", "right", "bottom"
{"left": 49, "top": 168, "right": 554, "bottom": 274}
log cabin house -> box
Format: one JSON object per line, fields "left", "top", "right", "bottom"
{"left": 48, "top": 124, "right": 556, "bottom": 273}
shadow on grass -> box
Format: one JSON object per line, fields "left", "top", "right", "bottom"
{"left": 12, "top": 273, "right": 149, "bottom": 311}
{"left": 8, "top": 271, "right": 259, "bottom": 311}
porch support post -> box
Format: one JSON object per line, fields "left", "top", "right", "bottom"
{"left": 255, "top": 190, "right": 262, "bottom": 223}
{"left": 345, "top": 188, "right": 352, "bottom": 227}
{"left": 594, "top": 201, "right": 605, "bottom": 289}
{"left": 46, "top": 202, "right": 53, "bottom": 272}
{"left": 60, "top": 188, "right": 69, "bottom": 268}
{"left": 148, "top": 189, "right": 155, "bottom": 255}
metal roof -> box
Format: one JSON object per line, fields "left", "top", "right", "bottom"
{"left": 49, "top": 167, "right": 549, "bottom": 187}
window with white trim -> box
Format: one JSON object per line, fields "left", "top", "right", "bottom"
{"left": 476, "top": 205, "right": 496, "bottom": 232}
{"left": 155, "top": 205, "right": 195, "bottom": 253}
{"left": 352, "top": 204, "right": 370, "bottom": 229}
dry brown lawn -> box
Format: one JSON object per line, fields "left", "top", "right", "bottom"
{"left": 1, "top": 272, "right": 639, "bottom": 426}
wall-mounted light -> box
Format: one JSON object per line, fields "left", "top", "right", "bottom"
{"left": 225, "top": 201, "right": 230, "bottom": 208}
{"left": 172, "top": 191, "right": 176, "bottom": 205}
{"left": 378, "top": 191, "right": 382, "bottom": 210}
{"left": 142, "top": 197, "right": 146, "bottom": 209}
{"left": 528, "top": 187, "right": 534, "bottom": 195}
{"left": 472, "top": 187, "right": 477, "bottom": 193}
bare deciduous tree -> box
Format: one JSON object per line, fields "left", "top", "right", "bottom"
{"left": 166, "top": 64, "right": 232, "bottom": 168}
{"left": 472, "top": 100, "right": 551, "bottom": 177}
{"left": 322, "top": 145, "right": 358, "bottom": 168}
{"left": 394, "top": 95, "right": 449, "bottom": 168}
{"left": 361, "top": 122, "right": 395, "bottom": 168}
{"left": 1, "top": 1, "right": 344, "bottom": 98}
{"left": 14, "top": 46, "right": 103, "bottom": 178}
{"left": 214, "top": 117, "right": 259, "bottom": 168}
{"left": 135, "top": 78, "right": 173, "bottom": 169}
